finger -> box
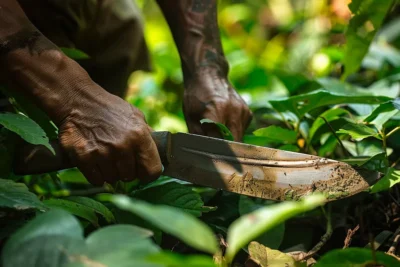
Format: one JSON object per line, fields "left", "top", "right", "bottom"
{"left": 116, "top": 152, "right": 136, "bottom": 182}
{"left": 187, "top": 119, "right": 205, "bottom": 136}
{"left": 97, "top": 159, "right": 119, "bottom": 183}
{"left": 201, "top": 122, "right": 223, "bottom": 139}
{"left": 135, "top": 131, "right": 163, "bottom": 183}
{"left": 78, "top": 164, "right": 103, "bottom": 186}
{"left": 227, "top": 118, "right": 242, "bottom": 142}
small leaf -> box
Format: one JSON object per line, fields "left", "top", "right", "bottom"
{"left": 0, "top": 178, "right": 46, "bottom": 211}
{"left": 360, "top": 152, "right": 388, "bottom": 173}
{"left": 370, "top": 168, "right": 400, "bottom": 194}
{"left": 133, "top": 182, "right": 206, "bottom": 217}
{"left": 60, "top": 47, "right": 90, "bottom": 60}
{"left": 111, "top": 195, "right": 219, "bottom": 254}
{"left": 337, "top": 123, "right": 381, "bottom": 141}
{"left": 253, "top": 125, "right": 297, "bottom": 144}
{"left": 314, "top": 248, "right": 400, "bottom": 267}
{"left": 248, "top": 242, "right": 305, "bottom": 267}
{"left": 200, "top": 119, "right": 234, "bottom": 141}
{"left": 278, "top": 144, "right": 299, "bottom": 152}
{"left": 0, "top": 113, "right": 54, "bottom": 154}
{"left": 225, "top": 195, "right": 326, "bottom": 261}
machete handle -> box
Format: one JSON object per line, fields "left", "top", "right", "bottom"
{"left": 13, "top": 131, "right": 171, "bottom": 175}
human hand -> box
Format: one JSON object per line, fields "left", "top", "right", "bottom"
{"left": 58, "top": 88, "right": 162, "bottom": 185}
{"left": 183, "top": 68, "right": 252, "bottom": 142}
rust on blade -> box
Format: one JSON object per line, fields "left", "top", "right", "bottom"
{"left": 162, "top": 133, "right": 380, "bottom": 201}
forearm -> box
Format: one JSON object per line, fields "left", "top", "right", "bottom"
{"left": 0, "top": 0, "right": 104, "bottom": 125}
{"left": 156, "top": 0, "right": 229, "bottom": 82}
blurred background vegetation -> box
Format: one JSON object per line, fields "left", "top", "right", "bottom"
{"left": 127, "top": 0, "right": 399, "bottom": 133}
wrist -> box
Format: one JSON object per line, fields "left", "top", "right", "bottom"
{"left": 4, "top": 44, "right": 105, "bottom": 125}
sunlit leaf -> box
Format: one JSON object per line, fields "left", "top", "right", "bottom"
{"left": 111, "top": 195, "right": 219, "bottom": 254}
{"left": 60, "top": 47, "right": 90, "bottom": 60}
{"left": 337, "top": 123, "right": 381, "bottom": 141}
{"left": 147, "top": 252, "right": 216, "bottom": 267}
{"left": 370, "top": 168, "right": 400, "bottom": 193}
{"left": 253, "top": 125, "right": 297, "bottom": 143}
{"left": 314, "top": 248, "right": 400, "bottom": 267}
{"left": 248, "top": 242, "right": 305, "bottom": 267}
{"left": 364, "top": 99, "right": 400, "bottom": 130}
{"left": 341, "top": 0, "right": 394, "bottom": 79}
{"left": 225, "top": 195, "right": 326, "bottom": 261}
{"left": 0, "top": 113, "right": 54, "bottom": 154}
{"left": 269, "top": 90, "right": 389, "bottom": 120}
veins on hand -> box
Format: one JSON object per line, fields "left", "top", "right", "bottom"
{"left": 0, "top": 29, "right": 52, "bottom": 58}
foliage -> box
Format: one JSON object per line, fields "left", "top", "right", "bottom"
{"left": 1, "top": 0, "right": 400, "bottom": 266}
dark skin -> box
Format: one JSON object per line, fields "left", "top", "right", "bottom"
{"left": 0, "top": 0, "right": 252, "bottom": 185}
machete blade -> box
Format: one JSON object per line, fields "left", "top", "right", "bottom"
{"left": 162, "top": 132, "right": 381, "bottom": 201}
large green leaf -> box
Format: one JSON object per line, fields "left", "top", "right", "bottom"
{"left": 0, "top": 178, "right": 46, "bottom": 211}
{"left": 269, "top": 90, "right": 389, "bottom": 120}
{"left": 0, "top": 113, "right": 54, "bottom": 154}
{"left": 342, "top": 0, "right": 394, "bottom": 79}
{"left": 1, "top": 210, "right": 84, "bottom": 267}
{"left": 133, "top": 182, "right": 206, "bottom": 217}
{"left": 337, "top": 123, "right": 381, "bottom": 141}
{"left": 111, "top": 195, "right": 219, "bottom": 254}
{"left": 370, "top": 168, "right": 400, "bottom": 194}
{"left": 57, "top": 168, "right": 90, "bottom": 184}
{"left": 314, "top": 248, "right": 400, "bottom": 267}
{"left": 253, "top": 125, "right": 297, "bottom": 144}
{"left": 2, "top": 209, "right": 162, "bottom": 267}
{"left": 238, "top": 196, "right": 285, "bottom": 249}
{"left": 225, "top": 195, "right": 326, "bottom": 261}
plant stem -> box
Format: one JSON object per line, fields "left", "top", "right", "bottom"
{"left": 386, "top": 126, "right": 400, "bottom": 138}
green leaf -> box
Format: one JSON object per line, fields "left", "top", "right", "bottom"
{"left": 111, "top": 195, "right": 219, "bottom": 254}
{"left": 337, "top": 123, "right": 381, "bottom": 141}
{"left": 0, "top": 113, "right": 55, "bottom": 154}
{"left": 342, "top": 0, "right": 394, "bottom": 79}
{"left": 225, "top": 195, "right": 326, "bottom": 261}
{"left": 200, "top": 119, "right": 234, "bottom": 141}
{"left": 238, "top": 196, "right": 285, "bottom": 249}
{"left": 43, "top": 196, "right": 115, "bottom": 226}
{"left": 0, "top": 178, "right": 46, "bottom": 211}
{"left": 314, "top": 248, "right": 400, "bottom": 267}
{"left": 148, "top": 252, "right": 216, "bottom": 267}
{"left": 248, "top": 242, "right": 305, "bottom": 267}
{"left": 364, "top": 99, "right": 400, "bottom": 130}
{"left": 370, "top": 168, "right": 400, "bottom": 194}
{"left": 1, "top": 210, "right": 84, "bottom": 267}
{"left": 60, "top": 47, "right": 90, "bottom": 60}
{"left": 253, "top": 125, "right": 297, "bottom": 144}
{"left": 0, "top": 86, "right": 58, "bottom": 139}
{"left": 133, "top": 182, "right": 205, "bottom": 217}
{"left": 360, "top": 152, "right": 388, "bottom": 173}
{"left": 269, "top": 90, "right": 389, "bottom": 120}
{"left": 308, "top": 108, "right": 349, "bottom": 142}
{"left": 66, "top": 196, "right": 115, "bottom": 223}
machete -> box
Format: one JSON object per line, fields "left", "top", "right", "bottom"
{"left": 13, "top": 131, "right": 381, "bottom": 201}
